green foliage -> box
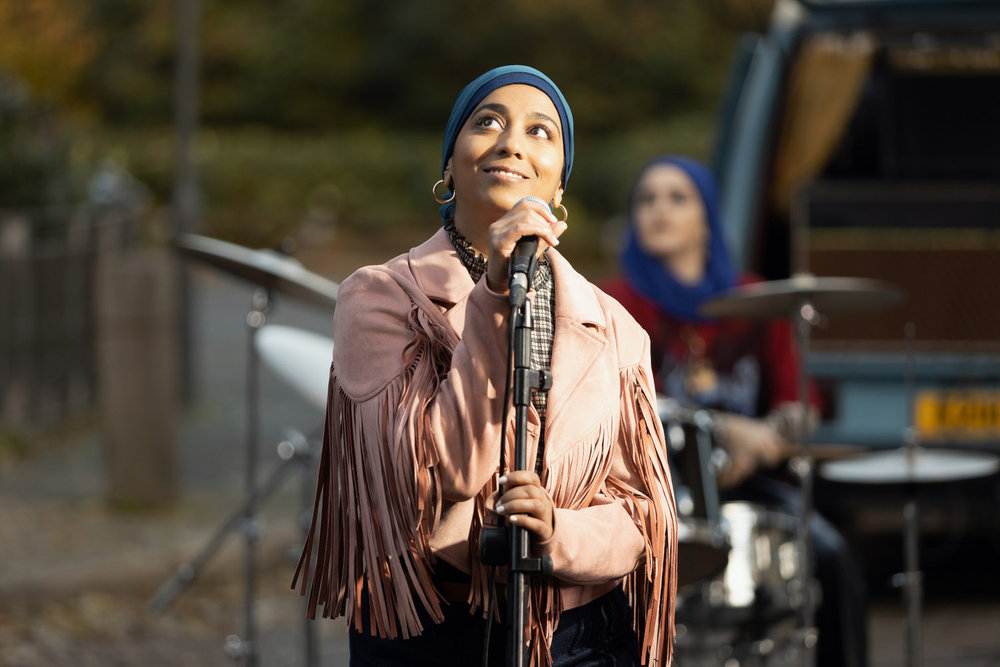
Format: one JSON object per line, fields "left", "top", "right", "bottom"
{"left": 76, "top": 0, "right": 745, "bottom": 133}
{"left": 2, "top": 0, "right": 758, "bottom": 266}
{"left": 91, "top": 110, "right": 714, "bottom": 279}
{"left": 0, "top": 76, "right": 83, "bottom": 212}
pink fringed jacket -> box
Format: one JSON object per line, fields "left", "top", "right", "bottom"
{"left": 294, "top": 228, "right": 678, "bottom": 666}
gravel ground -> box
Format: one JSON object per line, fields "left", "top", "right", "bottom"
{"left": 0, "top": 565, "right": 350, "bottom": 667}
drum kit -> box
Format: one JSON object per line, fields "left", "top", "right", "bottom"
{"left": 662, "top": 274, "right": 1000, "bottom": 666}
{"left": 149, "top": 234, "right": 337, "bottom": 667}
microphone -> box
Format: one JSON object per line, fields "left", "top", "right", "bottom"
{"left": 508, "top": 235, "right": 538, "bottom": 308}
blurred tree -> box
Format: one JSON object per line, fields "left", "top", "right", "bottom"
{"left": 0, "top": 0, "right": 98, "bottom": 113}
{"left": 82, "top": 0, "right": 173, "bottom": 124}
{"left": 60, "top": 0, "right": 748, "bottom": 132}
{"left": 0, "top": 75, "right": 80, "bottom": 212}
{"left": 0, "top": 0, "right": 766, "bottom": 252}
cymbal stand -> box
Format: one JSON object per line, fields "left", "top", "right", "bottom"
{"left": 897, "top": 434, "right": 923, "bottom": 667}
{"left": 148, "top": 423, "right": 318, "bottom": 663}
{"left": 230, "top": 287, "right": 270, "bottom": 665}
{"left": 150, "top": 287, "right": 273, "bottom": 664}
{"left": 895, "top": 323, "right": 923, "bottom": 667}
{"left": 791, "top": 295, "right": 820, "bottom": 667}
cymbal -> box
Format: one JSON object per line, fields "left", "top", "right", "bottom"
{"left": 699, "top": 274, "right": 904, "bottom": 319}
{"left": 175, "top": 233, "right": 339, "bottom": 310}
{"left": 255, "top": 325, "right": 333, "bottom": 410}
{"left": 820, "top": 447, "right": 999, "bottom": 484}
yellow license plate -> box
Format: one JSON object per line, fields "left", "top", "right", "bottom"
{"left": 915, "top": 389, "right": 1000, "bottom": 439}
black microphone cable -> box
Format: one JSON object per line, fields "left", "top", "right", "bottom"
{"left": 482, "top": 311, "right": 516, "bottom": 667}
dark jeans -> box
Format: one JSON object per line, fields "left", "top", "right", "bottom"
{"left": 349, "top": 585, "right": 640, "bottom": 667}
{"left": 726, "top": 475, "right": 869, "bottom": 667}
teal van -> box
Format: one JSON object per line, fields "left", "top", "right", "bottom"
{"left": 714, "top": 0, "right": 1000, "bottom": 451}
{"left": 711, "top": 0, "right": 1000, "bottom": 556}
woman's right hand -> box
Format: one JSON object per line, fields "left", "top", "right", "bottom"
{"left": 485, "top": 198, "right": 567, "bottom": 294}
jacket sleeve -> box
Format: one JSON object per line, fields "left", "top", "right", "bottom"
{"left": 333, "top": 266, "right": 516, "bottom": 500}
{"left": 293, "top": 265, "right": 519, "bottom": 640}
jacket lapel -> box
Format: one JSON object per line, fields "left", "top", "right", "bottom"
{"left": 405, "top": 232, "right": 616, "bottom": 460}
{"left": 404, "top": 227, "right": 476, "bottom": 334}
{"left": 543, "top": 251, "right": 615, "bottom": 459}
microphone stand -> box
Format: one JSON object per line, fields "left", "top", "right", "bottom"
{"left": 506, "top": 297, "right": 554, "bottom": 666}
{"left": 900, "top": 322, "right": 923, "bottom": 667}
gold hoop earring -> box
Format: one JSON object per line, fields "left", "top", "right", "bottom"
{"left": 432, "top": 179, "right": 455, "bottom": 204}
{"left": 552, "top": 202, "right": 568, "bottom": 223}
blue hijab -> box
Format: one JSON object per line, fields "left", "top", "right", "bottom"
{"left": 438, "top": 65, "right": 574, "bottom": 221}
{"left": 620, "top": 155, "right": 736, "bottom": 322}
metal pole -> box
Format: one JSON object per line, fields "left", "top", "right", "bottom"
{"left": 505, "top": 298, "right": 552, "bottom": 666}
{"left": 902, "top": 322, "right": 922, "bottom": 667}
{"left": 238, "top": 289, "right": 269, "bottom": 666}
{"left": 508, "top": 300, "right": 532, "bottom": 667}
{"left": 173, "top": 0, "right": 201, "bottom": 404}
{"left": 903, "top": 485, "right": 922, "bottom": 667}
{"left": 795, "top": 297, "right": 817, "bottom": 667}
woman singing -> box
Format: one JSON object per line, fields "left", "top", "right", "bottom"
{"left": 294, "top": 66, "right": 678, "bottom": 667}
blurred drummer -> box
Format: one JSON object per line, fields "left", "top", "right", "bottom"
{"left": 600, "top": 154, "right": 868, "bottom": 667}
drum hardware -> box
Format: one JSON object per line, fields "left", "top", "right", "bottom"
{"left": 700, "top": 273, "right": 905, "bottom": 667}
{"left": 688, "top": 503, "right": 801, "bottom": 619}
{"left": 822, "top": 446, "right": 1000, "bottom": 667}
{"left": 660, "top": 397, "right": 732, "bottom": 589}
{"left": 256, "top": 325, "right": 334, "bottom": 412}
{"left": 148, "top": 425, "right": 320, "bottom": 660}
{"left": 674, "top": 621, "right": 802, "bottom": 667}
{"left": 698, "top": 274, "right": 903, "bottom": 321}
{"left": 151, "top": 234, "right": 338, "bottom": 667}
{"left": 819, "top": 446, "right": 1000, "bottom": 485}
{"left": 175, "top": 234, "right": 339, "bottom": 310}
{"left": 819, "top": 324, "right": 1000, "bottom": 667}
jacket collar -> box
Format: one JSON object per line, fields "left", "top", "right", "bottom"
{"left": 406, "top": 226, "right": 613, "bottom": 456}
{"left": 547, "top": 249, "right": 605, "bottom": 331}
{"left": 406, "top": 226, "right": 606, "bottom": 332}
{"left": 406, "top": 227, "right": 476, "bottom": 305}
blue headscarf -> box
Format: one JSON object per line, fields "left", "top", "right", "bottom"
{"left": 620, "top": 155, "right": 736, "bottom": 322}
{"left": 438, "top": 65, "right": 574, "bottom": 221}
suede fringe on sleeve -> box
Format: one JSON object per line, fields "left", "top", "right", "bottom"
{"left": 291, "top": 292, "right": 459, "bottom": 640}
{"left": 531, "top": 417, "right": 616, "bottom": 667}
{"left": 615, "top": 363, "right": 678, "bottom": 667}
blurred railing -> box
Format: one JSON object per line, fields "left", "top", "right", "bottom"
{"left": 0, "top": 205, "right": 138, "bottom": 431}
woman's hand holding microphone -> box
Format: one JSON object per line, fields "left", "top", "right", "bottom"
{"left": 485, "top": 197, "right": 567, "bottom": 295}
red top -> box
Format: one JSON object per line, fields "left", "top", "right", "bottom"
{"left": 601, "top": 275, "right": 820, "bottom": 417}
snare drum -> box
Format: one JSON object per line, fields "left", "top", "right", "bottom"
{"left": 658, "top": 397, "right": 730, "bottom": 588}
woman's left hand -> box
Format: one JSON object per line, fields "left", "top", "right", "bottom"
{"left": 495, "top": 471, "right": 554, "bottom": 542}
